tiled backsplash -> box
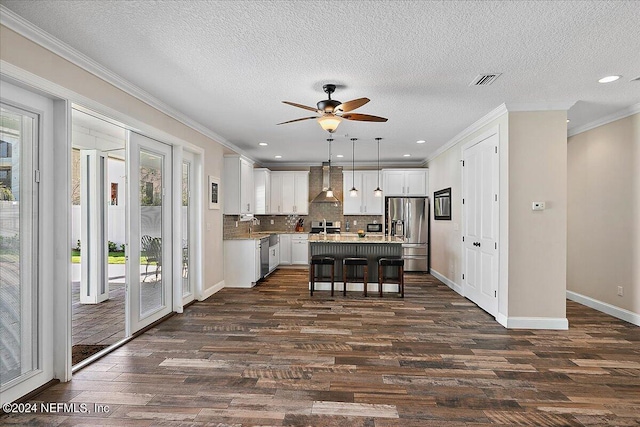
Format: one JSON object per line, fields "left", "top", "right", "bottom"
{"left": 223, "top": 165, "right": 384, "bottom": 238}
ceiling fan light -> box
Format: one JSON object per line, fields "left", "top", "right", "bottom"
{"left": 318, "top": 115, "right": 342, "bottom": 133}
{"left": 374, "top": 187, "right": 383, "bottom": 197}
{"left": 349, "top": 187, "right": 358, "bottom": 197}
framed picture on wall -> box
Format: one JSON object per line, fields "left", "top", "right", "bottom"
{"left": 208, "top": 175, "right": 220, "bottom": 210}
{"left": 434, "top": 187, "right": 451, "bottom": 220}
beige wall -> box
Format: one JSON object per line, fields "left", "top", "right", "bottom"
{"left": 0, "top": 25, "right": 226, "bottom": 291}
{"left": 567, "top": 114, "right": 639, "bottom": 315}
{"left": 508, "top": 111, "right": 567, "bottom": 319}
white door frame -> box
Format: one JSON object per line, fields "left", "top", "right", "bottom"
{"left": 461, "top": 125, "right": 500, "bottom": 318}
{"left": 0, "top": 80, "right": 69, "bottom": 404}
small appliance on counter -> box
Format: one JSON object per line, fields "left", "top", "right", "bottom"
{"left": 366, "top": 223, "right": 382, "bottom": 233}
{"left": 310, "top": 220, "right": 341, "bottom": 234}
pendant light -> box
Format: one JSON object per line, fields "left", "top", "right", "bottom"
{"left": 374, "top": 137, "right": 383, "bottom": 197}
{"left": 326, "top": 138, "right": 334, "bottom": 198}
{"left": 349, "top": 138, "right": 358, "bottom": 197}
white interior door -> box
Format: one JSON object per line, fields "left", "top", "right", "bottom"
{"left": 0, "top": 82, "right": 53, "bottom": 404}
{"left": 462, "top": 131, "right": 499, "bottom": 317}
{"left": 126, "top": 132, "right": 173, "bottom": 334}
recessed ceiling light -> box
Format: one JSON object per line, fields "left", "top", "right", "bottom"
{"left": 336, "top": 154, "right": 344, "bottom": 158}
{"left": 403, "top": 154, "right": 411, "bottom": 157}
{"left": 259, "top": 142, "right": 268, "bottom": 146}
{"left": 598, "top": 75, "right": 621, "bottom": 83}
{"left": 274, "top": 155, "right": 282, "bottom": 159}
{"left": 416, "top": 140, "right": 426, "bottom": 144}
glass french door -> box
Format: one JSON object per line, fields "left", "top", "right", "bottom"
{"left": 126, "top": 132, "right": 173, "bottom": 334}
{"left": 0, "top": 81, "right": 53, "bottom": 404}
{"left": 181, "top": 151, "right": 195, "bottom": 303}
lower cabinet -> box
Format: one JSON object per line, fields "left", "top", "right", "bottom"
{"left": 291, "top": 235, "right": 309, "bottom": 265}
{"left": 278, "top": 234, "right": 308, "bottom": 265}
{"left": 279, "top": 234, "right": 292, "bottom": 265}
{"left": 269, "top": 243, "right": 279, "bottom": 272}
{"left": 224, "top": 239, "right": 261, "bottom": 288}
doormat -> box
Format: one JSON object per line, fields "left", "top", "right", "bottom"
{"left": 72, "top": 344, "right": 109, "bottom": 365}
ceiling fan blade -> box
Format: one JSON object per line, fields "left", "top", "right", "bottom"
{"left": 276, "top": 116, "right": 318, "bottom": 125}
{"left": 282, "top": 101, "right": 319, "bottom": 113}
{"left": 336, "top": 97, "right": 370, "bottom": 113}
{"left": 342, "top": 113, "right": 388, "bottom": 122}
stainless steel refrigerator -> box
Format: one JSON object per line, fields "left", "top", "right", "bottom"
{"left": 385, "top": 197, "right": 429, "bottom": 272}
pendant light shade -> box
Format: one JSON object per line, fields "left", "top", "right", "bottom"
{"left": 349, "top": 138, "right": 358, "bottom": 197}
{"left": 374, "top": 137, "right": 383, "bottom": 197}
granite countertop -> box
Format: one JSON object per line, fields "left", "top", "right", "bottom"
{"left": 225, "top": 231, "right": 308, "bottom": 240}
{"left": 309, "top": 234, "right": 403, "bottom": 244}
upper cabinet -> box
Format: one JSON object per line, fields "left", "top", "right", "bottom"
{"left": 223, "top": 155, "right": 255, "bottom": 214}
{"left": 382, "top": 168, "right": 429, "bottom": 197}
{"left": 343, "top": 171, "right": 384, "bottom": 215}
{"left": 253, "top": 168, "right": 271, "bottom": 214}
{"left": 270, "top": 171, "right": 309, "bottom": 215}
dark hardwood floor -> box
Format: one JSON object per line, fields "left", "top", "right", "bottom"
{"left": 3, "top": 269, "right": 639, "bottom": 426}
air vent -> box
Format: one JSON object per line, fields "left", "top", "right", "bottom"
{"left": 470, "top": 73, "right": 502, "bottom": 86}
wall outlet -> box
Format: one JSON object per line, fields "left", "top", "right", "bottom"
{"left": 617, "top": 286, "right": 624, "bottom": 296}
{"left": 353, "top": 220, "right": 357, "bottom": 225}
{"left": 270, "top": 219, "right": 274, "bottom": 225}
{"left": 234, "top": 221, "right": 238, "bottom": 228}
{"left": 532, "top": 201, "right": 545, "bottom": 211}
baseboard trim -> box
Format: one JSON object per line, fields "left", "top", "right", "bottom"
{"left": 567, "top": 290, "right": 640, "bottom": 327}
{"left": 430, "top": 269, "right": 463, "bottom": 295}
{"left": 200, "top": 280, "right": 225, "bottom": 301}
{"left": 499, "top": 316, "right": 569, "bottom": 330}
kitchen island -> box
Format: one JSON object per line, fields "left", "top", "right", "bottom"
{"left": 309, "top": 234, "right": 403, "bottom": 293}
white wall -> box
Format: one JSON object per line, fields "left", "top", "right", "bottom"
{"left": 567, "top": 113, "right": 639, "bottom": 316}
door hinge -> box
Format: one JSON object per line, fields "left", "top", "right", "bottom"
{"left": 495, "top": 194, "right": 498, "bottom": 202}
{"left": 462, "top": 160, "right": 465, "bottom": 167}
{"left": 495, "top": 146, "right": 498, "bottom": 154}
{"left": 494, "top": 290, "right": 497, "bottom": 297}
{"left": 495, "top": 242, "right": 497, "bottom": 249}
{"left": 462, "top": 236, "right": 465, "bottom": 242}
{"left": 462, "top": 273, "right": 465, "bottom": 280}
{"left": 462, "top": 198, "right": 465, "bottom": 204}
{"left": 34, "top": 170, "right": 40, "bottom": 183}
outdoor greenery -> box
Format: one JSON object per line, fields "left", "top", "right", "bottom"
{"left": 70, "top": 250, "right": 151, "bottom": 265}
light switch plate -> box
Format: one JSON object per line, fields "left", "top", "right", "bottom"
{"left": 532, "top": 202, "right": 545, "bottom": 211}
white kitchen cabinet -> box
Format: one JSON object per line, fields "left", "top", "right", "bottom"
{"left": 254, "top": 168, "right": 270, "bottom": 214}
{"left": 382, "top": 168, "right": 429, "bottom": 196}
{"left": 268, "top": 242, "right": 279, "bottom": 272}
{"left": 291, "top": 234, "right": 309, "bottom": 265}
{"left": 279, "top": 234, "right": 292, "bottom": 265}
{"left": 342, "top": 171, "right": 384, "bottom": 215}
{"left": 223, "top": 239, "right": 261, "bottom": 287}
{"left": 270, "top": 171, "right": 309, "bottom": 214}
{"left": 223, "top": 155, "right": 255, "bottom": 214}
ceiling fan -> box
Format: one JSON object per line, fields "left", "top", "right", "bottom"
{"left": 277, "top": 84, "right": 388, "bottom": 133}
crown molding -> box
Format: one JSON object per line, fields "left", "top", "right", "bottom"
{"left": 425, "top": 103, "right": 508, "bottom": 163}
{"left": 0, "top": 5, "right": 251, "bottom": 160}
{"left": 504, "top": 101, "right": 576, "bottom": 111}
{"left": 568, "top": 102, "right": 640, "bottom": 137}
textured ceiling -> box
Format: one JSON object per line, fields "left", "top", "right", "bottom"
{"left": 2, "top": 1, "right": 639, "bottom": 166}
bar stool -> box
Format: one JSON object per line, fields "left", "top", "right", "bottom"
{"left": 378, "top": 257, "right": 404, "bottom": 298}
{"left": 343, "top": 257, "right": 369, "bottom": 296}
{"left": 309, "top": 255, "right": 335, "bottom": 296}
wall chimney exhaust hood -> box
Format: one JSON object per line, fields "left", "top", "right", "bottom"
{"left": 311, "top": 162, "right": 340, "bottom": 203}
